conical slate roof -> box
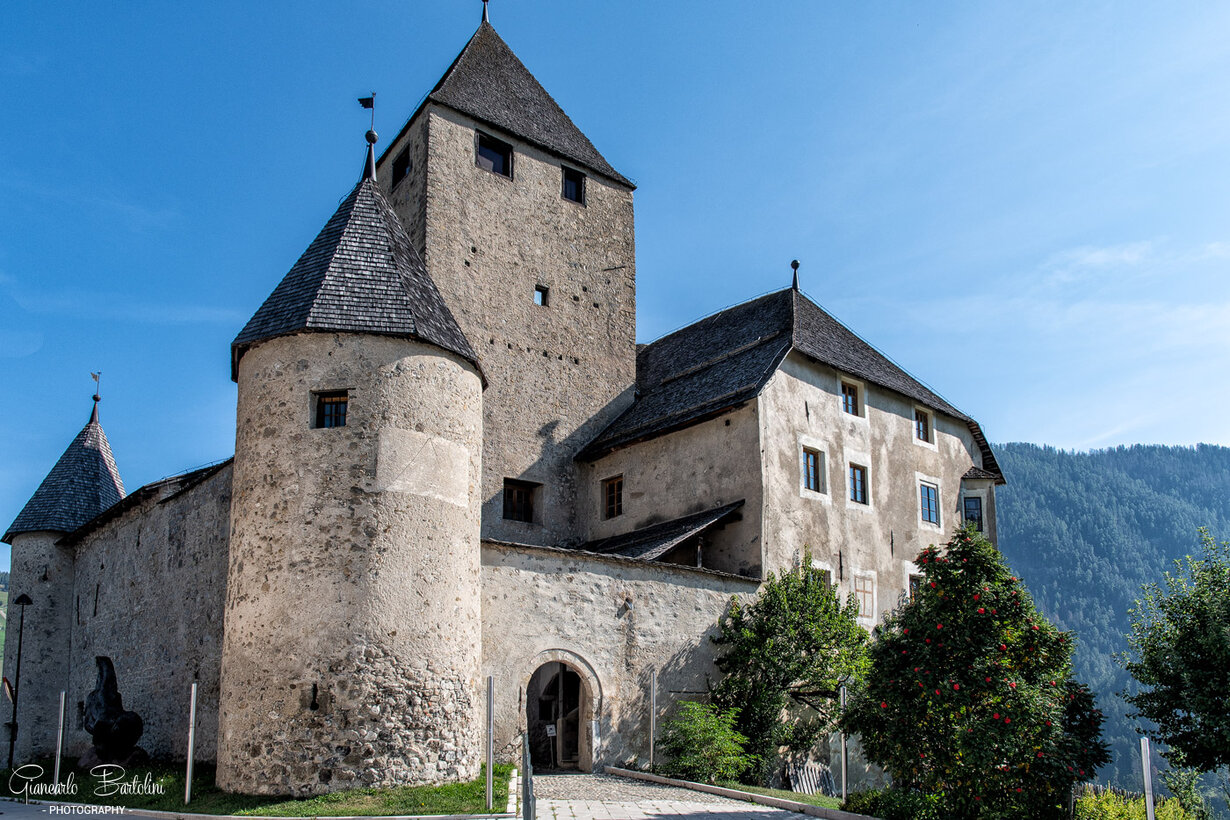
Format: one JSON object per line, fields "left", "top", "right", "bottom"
{"left": 3, "top": 402, "right": 125, "bottom": 543}
{"left": 390, "top": 21, "right": 632, "bottom": 189}
{"left": 231, "top": 148, "right": 481, "bottom": 380}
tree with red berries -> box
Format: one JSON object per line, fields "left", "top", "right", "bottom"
{"left": 842, "top": 526, "right": 1108, "bottom": 820}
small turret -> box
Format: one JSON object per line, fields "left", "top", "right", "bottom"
{"left": 218, "top": 134, "right": 485, "bottom": 795}
{"left": 3, "top": 396, "right": 124, "bottom": 764}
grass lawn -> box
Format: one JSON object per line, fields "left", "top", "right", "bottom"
{"left": 1, "top": 761, "right": 513, "bottom": 816}
{"left": 718, "top": 781, "right": 843, "bottom": 810}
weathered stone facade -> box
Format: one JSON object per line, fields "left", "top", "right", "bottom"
{"left": 3, "top": 14, "right": 1002, "bottom": 798}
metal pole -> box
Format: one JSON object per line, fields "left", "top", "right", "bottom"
{"left": 185, "top": 682, "right": 198, "bottom": 805}
{"left": 839, "top": 684, "right": 848, "bottom": 802}
{"left": 486, "top": 676, "right": 494, "bottom": 812}
{"left": 53, "top": 692, "right": 65, "bottom": 784}
{"left": 649, "top": 669, "right": 657, "bottom": 770}
{"left": 1141, "top": 737, "right": 1155, "bottom": 820}
{"left": 7, "top": 596, "right": 31, "bottom": 771}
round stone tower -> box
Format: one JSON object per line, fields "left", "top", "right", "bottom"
{"left": 217, "top": 139, "right": 485, "bottom": 796}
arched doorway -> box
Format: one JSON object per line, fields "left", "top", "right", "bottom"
{"left": 526, "top": 661, "right": 589, "bottom": 771}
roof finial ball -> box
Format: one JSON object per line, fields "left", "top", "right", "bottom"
{"left": 791, "top": 259, "right": 800, "bottom": 291}
{"left": 365, "top": 129, "right": 378, "bottom": 145}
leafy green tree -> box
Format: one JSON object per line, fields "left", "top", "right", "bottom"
{"left": 657, "top": 701, "right": 752, "bottom": 784}
{"left": 1124, "top": 529, "right": 1230, "bottom": 780}
{"left": 711, "top": 553, "right": 869, "bottom": 781}
{"left": 842, "top": 526, "right": 1108, "bottom": 819}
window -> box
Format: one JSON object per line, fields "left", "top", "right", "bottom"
{"left": 503, "top": 479, "right": 538, "bottom": 523}
{"left": 841, "top": 382, "right": 860, "bottom": 415}
{"left": 849, "top": 463, "right": 868, "bottom": 504}
{"left": 964, "top": 496, "right": 984, "bottom": 531}
{"left": 802, "top": 447, "right": 824, "bottom": 493}
{"left": 920, "top": 482, "right": 940, "bottom": 525}
{"left": 909, "top": 574, "right": 924, "bottom": 599}
{"left": 562, "top": 167, "right": 586, "bottom": 204}
{"left": 602, "top": 475, "right": 623, "bottom": 519}
{"left": 476, "top": 132, "right": 512, "bottom": 177}
{"left": 391, "top": 146, "right": 411, "bottom": 187}
{"left": 314, "top": 391, "right": 348, "bottom": 428}
{"left": 854, "top": 575, "right": 875, "bottom": 618}
{"left": 534, "top": 285, "right": 550, "bottom": 306}
{"left": 915, "top": 409, "right": 931, "bottom": 443}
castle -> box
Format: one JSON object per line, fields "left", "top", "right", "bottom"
{"left": 2, "top": 13, "right": 1003, "bottom": 796}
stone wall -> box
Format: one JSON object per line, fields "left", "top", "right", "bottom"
{"left": 3, "top": 531, "right": 76, "bottom": 764}
{"left": 480, "top": 542, "right": 759, "bottom": 770}
{"left": 218, "top": 332, "right": 483, "bottom": 796}
{"left": 66, "top": 463, "right": 231, "bottom": 762}
{"left": 579, "top": 404, "right": 765, "bottom": 577}
{"left": 383, "top": 105, "right": 637, "bottom": 548}
{"left": 758, "top": 350, "right": 994, "bottom": 625}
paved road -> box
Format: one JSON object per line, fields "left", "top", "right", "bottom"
{"left": 534, "top": 773, "right": 813, "bottom": 820}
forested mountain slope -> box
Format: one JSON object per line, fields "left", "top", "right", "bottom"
{"left": 994, "top": 443, "right": 1230, "bottom": 787}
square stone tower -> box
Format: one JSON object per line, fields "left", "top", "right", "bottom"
{"left": 378, "top": 19, "right": 637, "bottom": 546}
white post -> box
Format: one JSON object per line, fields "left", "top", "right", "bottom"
{"left": 185, "top": 682, "right": 198, "bottom": 805}
{"left": 839, "top": 684, "right": 848, "bottom": 802}
{"left": 53, "top": 691, "right": 66, "bottom": 785}
{"left": 648, "top": 668, "right": 657, "bottom": 769}
{"left": 1141, "top": 737, "right": 1155, "bottom": 820}
{"left": 486, "top": 676, "right": 494, "bottom": 812}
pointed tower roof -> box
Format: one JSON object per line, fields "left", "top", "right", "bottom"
{"left": 390, "top": 21, "right": 632, "bottom": 188}
{"left": 231, "top": 144, "right": 482, "bottom": 381}
{"left": 3, "top": 399, "right": 125, "bottom": 543}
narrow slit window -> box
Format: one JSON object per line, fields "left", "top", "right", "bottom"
{"left": 562, "top": 167, "right": 586, "bottom": 204}
{"left": 476, "top": 132, "right": 512, "bottom": 178}
{"left": 849, "top": 463, "right": 868, "bottom": 504}
{"left": 534, "top": 285, "right": 550, "bottom": 306}
{"left": 315, "top": 390, "right": 349, "bottom": 429}
{"left": 602, "top": 475, "right": 623, "bottom": 519}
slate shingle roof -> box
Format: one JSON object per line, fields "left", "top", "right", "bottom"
{"left": 583, "top": 500, "right": 745, "bottom": 562}
{"left": 382, "top": 21, "right": 632, "bottom": 189}
{"left": 579, "top": 289, "right": 1003, "bottom": 482}
{"left": 3, "top": 404, "right": 125, "bottom": 543}
{"left": 232, "top": 154, "right": 480, "bottom": 381}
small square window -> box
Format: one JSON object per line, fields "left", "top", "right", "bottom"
{"left": 915, "top": 409, "right": 931, "bottom": 443}
{"left": 849, "top": 463, "right": 868, "bottom": 504}
{"left": 841, "top": 382, "right": 860, "bottom": 416}
{"left": 854, "top": 575, "right": 875, "bottom": 618}
{"left": 562, "top": 167, "right": 586, "bottom": 204}
{"left": 534, "top": 285, "right": 550, "bottom": 306}
{"left": 964, "top": 496, "right": 984, "bottom": 531}
{"left": 391, "top": 146, "right": 412, "bottom": 187}
{"left": 314, "top": 390, "right": 348, "bottom": 429}
{"left": 802, "top": 447, "right": 824, "bottom": 493}
{"left": 920, "top": 482, "right": 940, "bottom": 525}
{"left": 476, "top": 132, "right": 512, "bottom": 178}
{"left": 503, "top": 478, "right": 539, "bottom": 523}
{"left": 602, "top": 475, "right": 623, "bottom": 519}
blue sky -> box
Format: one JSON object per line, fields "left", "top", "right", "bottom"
{"left": 3, "top": 2, "right": 1230, "bottom": 569}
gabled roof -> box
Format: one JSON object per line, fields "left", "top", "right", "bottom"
{"left": 579, "top": 288, "right": 1003, "bottom": 482}
{"left": 232, "top": 149, "right": 480, "bottom": 381}
{"left": 383, "top": 21, "right": 632, "bottom": 189}
{"left": 3, "top": 402, "right": 125, "bottom": 543}
{"left": 583, "top": 500, "right": 745, "bottom": 562}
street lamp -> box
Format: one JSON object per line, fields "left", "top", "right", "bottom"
{"left": 7, "top": 593, "right": 33, "bottom": 771}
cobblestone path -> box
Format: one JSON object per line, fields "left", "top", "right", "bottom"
{"left": 532, "top": 773, "right": 813, "bottom": 820}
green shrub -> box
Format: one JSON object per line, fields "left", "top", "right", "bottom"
{"left": 657, "top": 700, "right": 752, "bottom": 785}
{"left": 843, "top": 788, "right": 943, "bottom": 820}
{"left": 1074, "top": 791, "right": 1201, "bottom": 820}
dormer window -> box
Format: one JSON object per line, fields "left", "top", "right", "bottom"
{"left": 314, "top": 391, "right": 348, "bottom": 429}
{"left": 476, "top": 132, "right": 512, "bottom": 178}
{"left": 391, "top": 146, "right": 412, "bottom": 188}
{"left": 562, "top": 167, "right": 586, "bottom": 204}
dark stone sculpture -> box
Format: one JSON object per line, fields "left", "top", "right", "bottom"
{"left": 81, "top": 656, "right": 146, "bottom": 767}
